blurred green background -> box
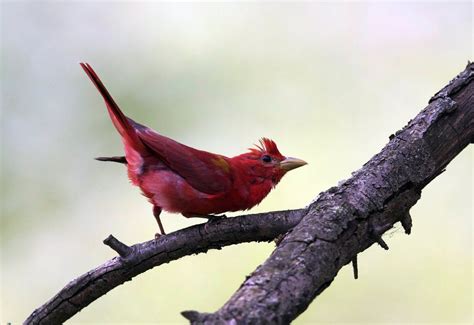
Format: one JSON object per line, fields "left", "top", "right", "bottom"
{"left": 1, "top": 2, "right": 472, "bottom": 324}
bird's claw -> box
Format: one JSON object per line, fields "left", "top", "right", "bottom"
{"left": 206, "top": 214, "right": 227, "bottom": 223}
{"left": 203, "top": 214, "right": 227, "bottom": 233}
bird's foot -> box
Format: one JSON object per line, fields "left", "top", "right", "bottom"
{"left": 182, "top": 213, "right": 227, "bottom": 220}
{"left": 205, "top": 214, "right": 227, "bottom": 223}
{"left": 203, "top": 214, "right": 227, "bottom": 233}
{"left": 155, "top": 232, "right": 162, "bottom": 239}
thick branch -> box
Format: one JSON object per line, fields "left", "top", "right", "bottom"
{"left": 25, "top": 210, "right": 304, "bottom": 324}
{"left": 183, "top": 63, "right": 474, "bottom": 324}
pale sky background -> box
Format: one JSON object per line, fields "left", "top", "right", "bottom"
{"left": 1, "top": 1, "right": 472, "bottom": 324}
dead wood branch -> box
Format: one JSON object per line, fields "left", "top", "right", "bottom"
{"left": 183, "top": 63, "right": 474, "bottom": 324}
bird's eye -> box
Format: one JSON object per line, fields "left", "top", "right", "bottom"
{"left": 262, "top": 155, "right": 272, "bottom": 163}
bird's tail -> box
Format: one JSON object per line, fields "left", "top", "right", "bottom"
{"left": 80, "top": 63, "right": 147, "bottom": 154}
{"left": 95, "top": 156, "right": 127, "bottom": 164}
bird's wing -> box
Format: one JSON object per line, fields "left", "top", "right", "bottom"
{"left": 131, "top": 121, "right": 233, "bottom": 195}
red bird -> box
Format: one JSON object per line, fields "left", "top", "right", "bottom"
{"left": 81, "top": 63, "right": 307, "bottom": 236}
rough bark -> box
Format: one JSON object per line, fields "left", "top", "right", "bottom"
{"left": 25, "top": 63, "right": 473, "bottom": 324}
{"left": 24, "top": 210, "right": 304, "bottom": 324}
{"left": 182, "top": 63, "right": 474, "bottom": 324}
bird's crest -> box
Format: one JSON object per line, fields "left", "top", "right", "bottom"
{"left": 248, "top": 138, "right": 282, "bottom": 156}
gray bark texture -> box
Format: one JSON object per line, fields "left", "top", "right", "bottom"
{"left": 25, "top": 63, "right": 473, "bottom": 325}
{"left": 25, "top": 210, "right": 304, "bottom": 324}
{"left": 182, "top": 63, "right": 474, "bottom": 324}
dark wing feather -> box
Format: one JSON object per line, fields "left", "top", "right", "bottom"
{"left": 131, "top": 121, "right": 233, "bottom": 195}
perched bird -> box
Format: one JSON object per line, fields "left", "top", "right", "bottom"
{"left": 81, "top": 63, "right": 307, "bottom": 236}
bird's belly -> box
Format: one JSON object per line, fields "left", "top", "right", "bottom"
{"left": 136, "top": 167, "right": 273, "bottom": 215}
{"left": 138, "top": 168, "right": 229, "bottom": 215}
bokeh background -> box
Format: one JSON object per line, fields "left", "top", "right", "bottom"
{"left": 1, "top": 1, "right": 472, "bottom": 324}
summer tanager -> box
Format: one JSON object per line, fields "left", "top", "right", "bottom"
{"left": 81, "top": 63, "right": 307, "bottom": 236}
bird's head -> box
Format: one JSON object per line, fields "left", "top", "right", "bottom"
{"left": 233, "top": 138, "right": 307, "bottom": 186}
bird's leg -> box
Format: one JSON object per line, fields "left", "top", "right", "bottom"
{"left": 153, "top": 206, "right": 166, "bottom": 238}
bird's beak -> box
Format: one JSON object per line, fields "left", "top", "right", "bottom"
{"left": 279, "top": 157, "right": 308, "bottom": 171}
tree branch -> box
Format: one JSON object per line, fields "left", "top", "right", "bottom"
{"left": 182, "top": 62, "right": 474, "bottom": 324}
{"left": 26, "top": 63, "right": 473, "bottom": 324}
{"left": 25, "top": 210, "right": 304, "bottom": 324}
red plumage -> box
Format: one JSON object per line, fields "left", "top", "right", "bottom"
{"left": 81, "top": 63, "right": 307, "bottom": 236}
